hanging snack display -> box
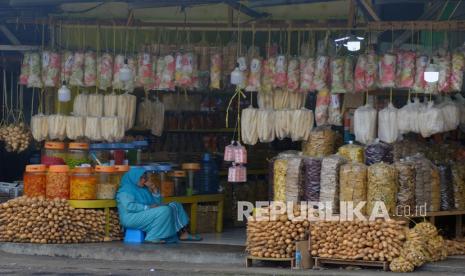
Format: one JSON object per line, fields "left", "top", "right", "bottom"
{"left": 97, "top": 53, "right": 114, "bottom": 90}
{"left": 117, "top": 93, "right": 137, "bottom": 131}
{"left": 310, "top": 219, "right": 407, "bottom": 261}
{"left": 246, "top": 58, "right": 262, "bottom": 92}
{"left": 84, "top": 51, "right": 97, "bottom": 87}
{"left": 41, "top": 51, "right": 61, "bottom": 88}
{"left": 27, "top": 52, "right": 42, "bottom": 88}
{"left": 354, "top": 104, "right": 377, "bottom": 144}
{"left": 439, "top": 97, "right": 460, "bottom": 132}
{"left": 241, "top": 107, "right": 259, "bottom": 145}
{"left": 73, "top": 93, "right": 88, "bottom": 117}
{"left": 364, "top": 141, "right": 393, "bottom": 165}
{"left": 396, "top": 51, "right": 416, "bottom": 88}
{"left": 315, "top": 89, "right": 330, "bottom": 126}
{"left": 19, "top": 52, "right": 30, "bottom": 85}
{"left": 103, "top": 94, "right": 118, "bottom": 117}
{"left": 85, "top": 117, "right": 102, "bottom": 141}
{"left": 328, "top": 94, "right": 342, "bottom": 126}
{"left": 257, "top": 109, "right": 275, "bottom": 143}
{"left": 275, "top": 110, "right": 292, "bottom": 140}
{"left": 299, "top": 57, "right": 315, "bottom": 92}
{"left": 65, "top": 116, "right": 85, "bottom": 140}
{"left": 366, "top": 162, "right": 398, "bottom": 214}
{"left": 378, "top": 103, "right": 398, "bottom": 144}
{"left": 287, "top": 58, "right": 300, "bottom": 92}
{"left": 69, "top": 51, "right": 84, "bottom": 87}
{"left": 290, "top": 108, "right": 313, "bottom": 141}
{"left": 394, "top": 161, "right": 416, "bottom": 211}
{"left": 339, "top": 162, "right": 368, "bottom": 214}
{"left": 330, "top": 57, "right": 345, "bottom": 93}
{"left": 285, "top": 157, "right": 302, "bottom": 202}
{"left": 302, "top": 127, "right": 335, "bottom": 157}
{"left": 354, "top": 54, "right": 367, "bottom": 92}
{"left": 451, "top": 51, "right": 464, "bottom": 92}
{"left": 47, "top": 115, "right": 67, "bottom": 141}
{"left": 437, "top": 164, "right": 455, "bottom": 211}
{"left": 87, "top": 94, "right": 104, "bottom": 117}
{"left": 338, "top": 142, "right": 364, "bottom": 163}
{"left": 319, "top": 155, "right": 346, "bottom": 213}
{"left": 302, "top": 157, "right": 322, "bottom": 202}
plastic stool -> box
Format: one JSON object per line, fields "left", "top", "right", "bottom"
{"left": 124, "top": 229, "right": 145, "bottom": 243}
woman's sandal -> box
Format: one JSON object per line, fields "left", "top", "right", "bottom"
{"left": 146, "top": 239, "right": 166, "bottom": 244}
{"left": 179, "top": 234, "right": 203, "bottom": 242}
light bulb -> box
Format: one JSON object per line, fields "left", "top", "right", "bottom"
{"left": 346, "top": 40, "right": 361, "bottom": 52}
{"left": 58, "top": 83, "right": 71, "bottom": 102}
{"left": 230, "top": 67, "right": 244, "bottom": 85}
{"left": 119, "top": 59, "right": 132, "bottom": 82}
{"left": 424, "top": 60, "right": 439, "bottom": 83}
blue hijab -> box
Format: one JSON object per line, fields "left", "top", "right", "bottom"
{"left": 117, "top": 167, "right": 156, "bottom": 205}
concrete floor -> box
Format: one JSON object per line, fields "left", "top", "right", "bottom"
{"left": 184, "top": 227, "right": 246, "bottom": 246}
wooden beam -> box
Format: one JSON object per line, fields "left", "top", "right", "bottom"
{"left": 0, "top": 45, "right": 39, "bottom": 51}
{"left": 0, "top": 25, "right": 21, "bottom": 45}
{"left": 347, "top": 0, "right": 356, "bottom": 28}
{"left": 356, "top": 0, "right": 381, "bottom": 21}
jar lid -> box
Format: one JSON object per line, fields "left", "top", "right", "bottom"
{"left": 115, "top": 165, "right": 130, "bottom": 172}
{"left": 48, "top": 165, "right": 70, "bottom": 172}
{"left": 182, "top": 163, "right": 201, "bottom": 170}
{"left": 133, "top": 140, "right": 149, "bottom": 148}
{"left": 69, "top": 142, "right": 89, "bottom": 150}
{"left": 109, "top": 143, "right": 122, "bottom": 149}
{"left": 143, "top": 165, "right": 158, "bottom": 172}
{"left": 95, "top": 165, "right": 116, "bottom": 173}
{"left": 72, "top": 167, "right": 93, "bottom": 174}
{"left": 170, "top": 170, "right": 186, "bottom": 177}
{"left": 26, "top": 164, "right": 47, "bottom": 172}
{"left": 90, "top": 143, "right": 108, "bottom": 150}
{"left": 121, "top": 143, "right": 135, "bottom": 149}
{"left": 157, "top": 164, "right": 172, "bottom": 172}
{"left": 45, "top": 141, "right": 65, "bottom": 150}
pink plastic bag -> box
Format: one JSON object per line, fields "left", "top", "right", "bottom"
{"left": 42, "top": 51, "right": 61, "bottom": 87}
{"left": 365, "top": 51, "right": 378, "bottom": 90}
{"left": 112, "top": 54, "right": 124, "bottom": 90}
{"left": 97, "top": 53, "right": 113, "bottom": 90}
{"left": 397, "top": 51, "right": 416, "bottom": 89}
{"left": 84, "top": 51, "right": 97, "bottom": 87}
{"left": 273, "top": 55, "right": 287, "bottom": 89}
{"left": 136, "top": 52, "right": 154, "bottom": 89}
{"left": 19, "top": 52, "right": 30, "bottom": 85}
{"left": 287, "top": 58, "right": 300, "bottom": 92}
{"left": 379, "top": 53, "right": 396, "bottom": 88}
{"left": 330, "top": 57, "right": 345, "bottom": 93}
{"left": 246, "top": 58, "right": 261, "bottom": 92}
{"left": 60, "top": 51, "right": 73, "bottom": 85}
{"left": 299, "top": 57, "right": 315, "bottom": 93}
{"left": 210, "top": 51, "right": 222, "bottom": 89}
{"left": 313, "top": 55, "right": 330, "bottom": 90}
{"left": 344, "top": 56, "right": 354, "bottom": 93}
{"left": 160, "top": 54, "right": 175, "bottom": 91}
{"left": 261, "top": 57, "right": 275, "bottom": 93}
{"left": 70, "top": 52, "right": 84, "bottom": 87}
{"left": 438, "top": 54, "right": 452, "bottom": 93}
{"left": 315, "top": 89, "right": 330, "bottom": 126}
{"left": 451, "top": 52, "right": 464, "bottom": 92}
{"left": 414, "top": 55, "right": 428, "bottom": 92}
{"left": 354, "top": 54, "right": 368, "bottom": 92}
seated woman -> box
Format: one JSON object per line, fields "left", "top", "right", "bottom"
{"left": 116, "top": 167, "right": 201, "bottom": 243}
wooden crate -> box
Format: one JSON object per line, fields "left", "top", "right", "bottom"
{"left": 314, "top": 257, "right": 389, "bottom": 271}
{"left": 246, "top": 255, "right": 295, "bottom": 269}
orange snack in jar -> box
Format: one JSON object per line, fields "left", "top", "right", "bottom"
{"left": 70, "top": 167, "right": 97, "bottom": 200}
{"left": 161, "top": 180, "right": 174, "bottom": 197}
{"left": 24, "top": 164, "right": 47, "bottom": 197}
{"left": 46, "top": 165, "right": 70, "bottom": 199}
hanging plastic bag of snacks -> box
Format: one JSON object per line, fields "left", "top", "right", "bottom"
{"left": 340, "top": 162, "right": 367, "bottom": 214}
{"left": 302, "top": 126, "right": 335, "bottom": 157}
{"left": 224, "top": 142, "right": 236, "bottom": 161}
{"left": 394, "top": 160, "right": 416, "bottom": 212}
{"left": 261, "top": 57, "right": 275, "bottom": 93}
{"left": 285, "top": 157, "right": 302, "bottom": 202}
{"left": 396, "top": 51, "right": 416, "bottom": 89}
{"left": 275, "top": 110, "right": 292, "bottom": 140}
{"left": 379, "top": 53, "right": 400, "bottom": 88}
{"left": 354, "top": 54, "right": 367, "bottom": 92}
{"left": 365, "top": 50, "right": 378, "bottom": 90}
{"left": 344, "top": 56, "right": 354, "bottom": 93}
{"left": 210, "top": 49, "right": 222, "bottom": 90}
{"left": 313, "top": 55, "right": 329, "bottom": 90}
{"left": 451, "top": 51, "right": 464, "bottom": 92}
{"left": 315, "top": 89, "right": 330, "bottom": 126}
{"left": 273, "top": 158, "right": 287, "bottom": 201}
{"left": 245, "top": 58, "right": 261, "bottom": 92}
{"left": 257, "top": 109, "right": 275, "bottom": 143}
{"left": 273, "top": 55, "right": 287, "bottom": 89}
{"left": 299, "top": 57, "right": 315, "bottom": 93}
{"left": 319, "top": 155, "right": 346, "bottom": 213}
{"left": 451, "top": 162, "right": 465, "bottom": 210}
{"left": 27, "top": 52, "right": 42, "bottom": 88}
{"left": 237, "top": 56, "right": 248, "bottom": 89}
{"left": 241, "top": 107, "right": 259, "bottom": 145}
{"left": 136, "top": 52, "right": 153, "bottom": 89}
{"left": 438, "top": 96, "right": 460, "bottom": 132}
{"left": 438, "top": 54, "right": 452, "bottom": 93}
{"left": 179, "top": 52, "right": 194, "bottom": 89}
{"left": 365, "top": 140, "right": 393, "bottom": 165}
{"left": 378, "top": 103, "right": 399, "bottom": 144}
{"left": 60, "top": 51, "right": 74, "bottom": 85}
{"left": 331, "top": 57, "right": 345, "bottom": 93}
{"left": 419, "top": 101, "right": 444, "bottom": 138}
{"left": 367, "top": 162, "right": 398, "bottom": 215}
{"left": 42, "top": 51, "right": 61, "bottom": 87}
{"left": 328, "top": 94, "right": 342, "bottom": 126}
{"left": 354, "top": 104, "right": 377, "bottom": 144}
{"left": 438, "top": 163, "right": 454, "bottom": 211}
{"left": 69, "top": 51, "right": 84, "bottom": 87}
{"left": 97, "top": 53, "right": 113, "bottom": 90}
{"left": 302, "top": 157, "right": 322, "bottom": 202}
{"left": 234, "top": 143, "right": 247, "bottom": 164}
{"left": 84, "top": 51, "right": 97, "bottom": 87}
{"left": 112, "top": 54, "right": 124, "bottom": 90}
{"left": 19, "top": 52, "right": 31, "bottom": 85}
{"left": 413, "top": 54, "right": 429, "bottom": 92}
{"left": 159, "top": 54, "right": 175, "bottom": 91}
{"left": 122, "top": 57, "right": 137, "bottom": 92}
{"left": 287, "top": 58, "right": 300, "bottom": 93}
{"left": 290, "top": 108, "right": 314, "bottom": 141}
{"left": 338, "top": 142, "right": 364, "bottom": 163}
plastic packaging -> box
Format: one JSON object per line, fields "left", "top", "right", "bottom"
{"left": 331, "top": 57, "right": 345, "bottom": 93}
{"left": 354, "top": 104, "right": 377, "bottom": 144}
{"left": 261, "top": 57, "right": 275, "bottom": 93}
{"left": 451, "top": 52, "right": 464, "bottom": 92}
{"left": 97, "top": 53, "right": 113, "bottom": 90}
{"left": 419, "top": 101, "right": 444, "bottom": 138}
{"left": 47, "top": 115, "right": 67, "bottom": 141}
{"left": 241, "top": 107, "right": 259, "bottom": 145}
{"left": 328, "top": 94, "right": 342, "bottom": 126}
{"left": 354, "top": 54, "right": 367, "bottom": 92}
{"left": 19, "top": 52, "right": 30, "bottom": 85}
{"left": 27, "top": 52, "right": 42, "bottom": 88}
{"left": 319, "top": 155, "right": 346, "bottom": 213}
{"left": 31, "top": 114, "right": 49, "bottom": 142}
{"left": 287, "top": 58, "right": 300, "bottom": 93}
{"left": 378, "top": 103, "right": 399, "bottom": 143}
{"left": 438, "top": 54, "right": 452, "bottom": 93}
{"left": 285, "top": 157, "right": 303, "bottom": 202}
{"left": 408, "top": 154, "right": 440, "bottom": 212}
{"left": 340, "top": 162, "right": 368, "bottom": 214}
{"left": 379, "top": 52, "right": 397, "bottom": 88}
{"left": 315, "top": 89, "right": 330, "bottom": 126}
{"left": 70, "top": 167, "right": 97, "bottom": 200}
{"left": 344, "top": 56, "right": 354, "bottom": 93}
{"left": 69, "top": 51, "right": 84, "bottom": 87}
{"left": 338, "top": 142, "right": 364, "bottom": 163}
{"left": 245, "top": 58, "right": 261, "bottom": 92}
{"left": 273, "top": 158, "right": 287, "bottom": 201}
{"left": 313, "top": 55, "right": 329, "bottom": 90}
{"left": 87, "top": 93, "right": 104, "bottom": 117}
{"left": 290, "top": 108, "right": 314, "bottom": 141}
{"left": 46, "top": 165, "right": 70, "bottom": 199}
{"left": 396, "top": 51, "right": 416, "bottom": 89}
{"left": 85, "top": 117, "right": 102, "bottom": 141}
{"left": 438, "top": 96, "right": 460, "bottom": 132}
{"left": 438, "top": 164, "right": 455, "bottom": 211}
{"left": 61, "top": 51, "right": 74, "bottom": 85}
{"left": 302, "top": 157, "right": 322, "bottom": 201}
{"left": 413, "top": 55, "right": 428, "bottom": 92}
{"left": 365, "top": 51, "right": 378, "bottom": 90}
{"left": 73, "top": 93, "right": 88, "bottom": 116}
{"left": 209, "top": 50, "right": 222, "bottom": 89}
{"left": 273, "top": 55, "right": 287, "bottom": 89}
{"left": 137, "top": 52, "right": 154, "bottom": 89}
{"left": 365, "top": 141, "right": 393, "bottom": 165}
{"left": 84, "top": 51, "right": 97, "bottom": 87}
{"left": 394, "top": 161, "right": 416, "bottom": 211}
{"left": 24, "top": 164, "right": 47, "bottom": 198}
{"left": 117, "top": 93, "right": 137, "bottom": 131}
{"left": 367, "top": 162, "right": 398, "bottom": 214}
{"left": 257, "top": 109, "right": 275, "bottom": 143}
{"left": 275, "top": 110, "right": 293, "bottom": 140}
{"left": 300, "top": 57, "right": 315, "bottom": 92}
{"left": 451, "top": 162, "right": 465, "bottom": 210}
{"left": 302, "top": 127, "right": 335, "bottom": 157}
{"left": 42, "top": 51, "right": 61, "bottom": 87}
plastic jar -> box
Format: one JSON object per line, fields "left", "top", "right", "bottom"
{"left": 24, "top": 164, "right": 47, "bottom": 197}
{"left": 46, "top": 165, "right": 70, "bottom": 199}
{"left": 170, "top": 170, "right": 187, "bottom": 196}
{"left": 90, "top": 143, "right": 110, "bottom": 166}
{"left": 133, "top": 140, "right": 149, "bottom": 165}
{"left": 95, "top": 165, "right": 118, "bottom": 199}
{"left": 114, "top": 165, "right": 130, "bottom": 188}
{"left": 157, "top": 164, "right": 174, "bottom": 197}
{"left": 122, "top": 143, "right": 137, "bottom": 165}
{"left": 70, "top": 167, "right": 97, "bottom": 200}
{"left": 41, "top": 141, "right": 66, "bottom": 166}
{"left": 66, "top": 142, "right": 90, "bottom": 168}
{"left": 110, "top": 143, "right": 125, "bottom": 165}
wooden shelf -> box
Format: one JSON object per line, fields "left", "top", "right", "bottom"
{"left": 218, "top": 169, "right": 268, "bottom": 176}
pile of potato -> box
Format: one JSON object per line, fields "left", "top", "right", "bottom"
{"left": 390, "top": 222, "right": 447, "bottom": 272}
{"left": 0, "top": 196, "right": 122, "bottom": 244}
{"left": 246, "top": 206, "right": 309, "bottom": 259}
{"left": 310, "top": 219, "right": 408, "bottom": 262}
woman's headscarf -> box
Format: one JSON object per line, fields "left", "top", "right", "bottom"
{"left": 117, "top": 167, "right": 155, "bottom": 205}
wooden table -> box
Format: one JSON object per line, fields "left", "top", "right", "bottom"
{"left": 68, "top": 200, "right": 117, "bottom": 238}
{"left": 163, "top": 194, "right": 224, "bottom": 234}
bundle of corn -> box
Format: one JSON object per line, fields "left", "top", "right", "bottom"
{"left": 246, "top": 205, "right": 309, "bottom": 259}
